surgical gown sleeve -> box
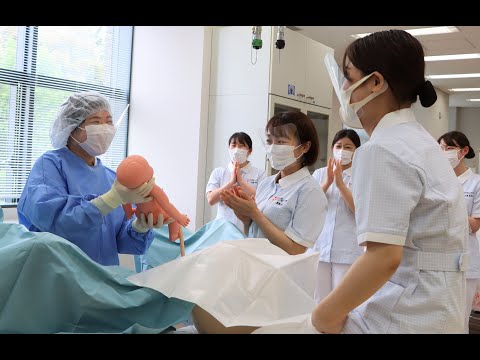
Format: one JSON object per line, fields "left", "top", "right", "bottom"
{"left": 19, "top": 154, "right": 104, "bottom": 236}
{"left": 116, "top": 217, "right": 154, "bottom": 255}
{"left": 18, "top": 152, "right": 153, "bottom": 258}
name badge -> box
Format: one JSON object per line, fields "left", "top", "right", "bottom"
{"left": 271, "top": 195, "right": 287, "bottom": 206}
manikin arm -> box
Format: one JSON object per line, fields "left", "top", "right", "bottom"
{"left": 151, "top": 185, "right": 189, "bottom": 226}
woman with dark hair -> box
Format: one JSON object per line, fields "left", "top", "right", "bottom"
{"left": 438, "top": 131, "right": 480, "bottom": 333}
{"left": 304, "top": 29, "right": 469, "bottom": 334}
{"left": 310, "top": 129, "right": 363, "bottom": 302}
{"left": 206, "top": 132, "right": 266, "bottom": 231}
{"left": 221, "top": 111, "right": 328, "bottom": 255}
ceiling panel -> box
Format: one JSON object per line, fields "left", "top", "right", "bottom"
{"left": 458, "top": 26, "right": 480, "bottom": 48}
{"left": 426, "top": 59, "right": 480, "bottom": 75}
{"left": 449, "top": 93, "right": 480, "bottom": 107}
{"left": 429, "top": 78, "right": 480, "bottom": 89}
{"left": 295, "top": 26, "right": 480, "bottom": 107}
{"left": 421, "top": 39, "right": 475, "bottom": 52}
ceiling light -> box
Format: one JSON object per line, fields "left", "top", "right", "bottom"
{"left": 426, "top": 73, "right": 480, "bottom": 79}
{"left": 467, "top": 99, "right": 480, "bottom": 102}
{"left": 408, "top": 26, "right": 459, "bottom": 36}
{"left": 449, "top": 88, "right": 480, "bottom": 92}
{"left": 425, "top": 53, "right": 480, "bottom": 61}
{"left": 351, "top": 26, "right": 458, "bottom": 39}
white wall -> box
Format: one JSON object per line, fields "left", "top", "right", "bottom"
{"left": 203, "top": 27, "right": 272, "bottom": 224}
{"left": 457, "top": 107, "right": 480, "bottom": 172}
{"left": 2, "top": 207, "right": 18, "bottom": 223}
{"left": 448, "top": 106, "right": 457, "bottom": 131}
{"left": 326, "top": 93, "right": 343, "bottom": 156}
{"left": 128, "top": 26, "right": 212, "bottom": 231}
{"left": 411, "top": 87, "right": 450, "bottom": 141}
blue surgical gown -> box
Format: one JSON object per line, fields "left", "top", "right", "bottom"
{"left": 17, "top": 148, "right": 154, "bottom": 266}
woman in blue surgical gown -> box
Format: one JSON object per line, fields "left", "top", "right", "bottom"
{"left": 17, "top": 91, "right": 165, "bottom": 266}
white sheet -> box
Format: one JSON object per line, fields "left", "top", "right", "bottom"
{"left": 128, "top": 238, "right": 320, "bottom": 328}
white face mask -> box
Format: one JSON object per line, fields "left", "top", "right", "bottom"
{"left": 443, "top": 149, "right": 463, "bottom": 169}
{"left": 333, "top": 149, "right": 354, "bottom": 165}
{"left": 339, "top": 73, "right": 388, "bottom": 129}
{"left": 265, "top": 144, "right": 303, "bottom": 171}
{"left": 71, "top": 124, "right": 116, "bottom": 156}
{"left": 229, "top": 148, "right": 249, "bottom": 164}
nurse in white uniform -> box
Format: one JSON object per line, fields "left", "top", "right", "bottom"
{"left": 221, "top": 111, "right": 328, "bottom": 255}
{"left": 206, "top": 132, "right": 266, "bottom": 230}
{"left": 311, "top": 129, "right": 363, "bottom": 302}
{"left": 438, "top": 131, "right": 480, "bottom": 333}
{"left": 311, "top": 29, "right": 468, "bottom": 334}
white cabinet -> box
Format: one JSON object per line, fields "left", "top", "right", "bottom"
{"left": 269, "top": 27, "right": 334, "bottom": 109}
{"left": 204, "top": 26, "right": 334, "bottom": 223}
{"left": 267, "top": 94, "right": 331, "bottom": 175}
{"left": 305, "top": 39, "right": 334, "bottom": 108}
{"left": 270, "top": 28, "right": 307, "bottom": 102}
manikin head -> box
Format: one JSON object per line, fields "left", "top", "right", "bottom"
{"left": 116, "top": 155, "right": 154, "bottom": 189}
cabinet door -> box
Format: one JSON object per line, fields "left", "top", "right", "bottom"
{"left": 305, "top": 39, "right": 334, "bottom": 109}
{"left": 306, "top": 106, "right": 330, "bottom": 173}
{"left": 270, "top": 27, "right": 306, "bottom": 101}
{"left": 266, "top": 95, "right": 330, "bottom": 175}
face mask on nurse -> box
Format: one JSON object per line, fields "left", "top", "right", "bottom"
{"left": 442, "top": 149, "right": 464, "bottom": 169}
{"left": 70, "top": 111, "right": 116, "bottom": 157}
{"left": 265, "top": 143, "right": 304, "bottom": 171}
{"left": 333, "top": 149, "right": 354, "bottom": 166}
{"left": 229, "top": 147, "right": 249, "bottom": 164}
{"left": 324, "top": 53, "right": 388, "bottom": 130}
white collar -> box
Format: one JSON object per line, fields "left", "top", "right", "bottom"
{"left": 370, "top": 108, "right": 417, "bottom": 140}
{"left": 276, "top": 167, "right": 311, "bottom": 189}
{"left": 343, "top": 166, "right": 352, "bottom": 177}
{"left": 227, "top": 161, "right": 251, "bottom": 173}
{"left": 458, "top": 168, "right": 473, "bottom": 185}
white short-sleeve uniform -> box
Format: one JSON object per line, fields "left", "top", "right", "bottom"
{"left": 342, "top": 108, "right": 469, "bottom": 334}
{"left": 249, "top": 167, "right": 328, "bottom": 249}
{"left": 206, "top": 162, "right": 266, "bottom": 230}
{"left": 312, "top": 167, "right": 363, "bottom": 262}
{"left": 458, "top": 168, "right": 480, "bottom": 332}
{"left": 311, "top": 166, "right": 363, "bottom": 300}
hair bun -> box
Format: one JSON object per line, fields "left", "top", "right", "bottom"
{"left": 466, "top": 145, "right": 476, "bottom": 159}
{"left": 418, "top": 80, "right": 437, "bottom": 108}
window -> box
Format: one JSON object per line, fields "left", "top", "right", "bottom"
{"left": 0, "top": 26, "right": 133, "bottom": 206}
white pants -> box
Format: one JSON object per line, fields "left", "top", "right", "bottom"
{"left": 314, "top": 261, "right": 352, "bottom": 304}
{"left": 466, "top": 278, "right": 480, "bottom": 334}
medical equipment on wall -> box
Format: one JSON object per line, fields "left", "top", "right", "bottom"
{"left": 251, "top": 26, "right": 262, "bottom": 65}
{"left": 275, "top": 26, "right": 285, "bottom": 64}
{"left": 275, "top": 26, "right": 285, "bottom": 49}
{"left": 252, "top": 26, "right": 262, "bottom": 49}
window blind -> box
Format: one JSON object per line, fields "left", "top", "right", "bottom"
{"left": 0, "top": 26, "right": 133, "bottom": 206}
